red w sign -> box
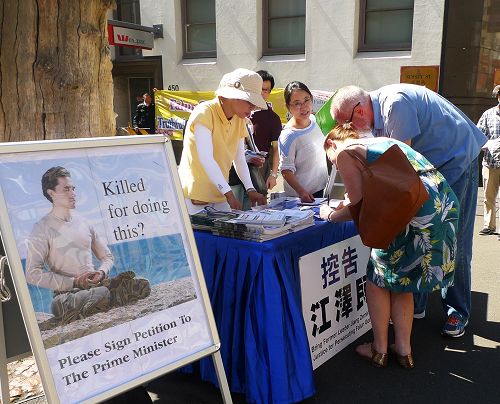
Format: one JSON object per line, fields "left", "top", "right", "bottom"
{"left": 107, "top": 24, "right": 154, "bottom": 50}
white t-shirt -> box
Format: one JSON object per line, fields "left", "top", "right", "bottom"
{"left": 278, "top": 115, "right": 328, "bottom": 196}
{"left": 25, "top": 212, "right": 114, "bottom": 291}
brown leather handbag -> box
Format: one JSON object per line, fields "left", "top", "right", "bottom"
{"left": 343, "top": 144, "right": 430, "bottom": 249}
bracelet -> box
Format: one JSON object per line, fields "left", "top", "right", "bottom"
{"left": 327, "top": 209, "right": 335, "bottom": 222}
{"left": 246, "top": 187, "right": 256, "bottom": 193}
{"left": 269, "top": 171, "right": 278, "bottom": 179}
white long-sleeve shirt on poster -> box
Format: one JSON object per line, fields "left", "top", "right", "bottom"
{"left": 25, "top": 212, "right": 114, "bottom": 292}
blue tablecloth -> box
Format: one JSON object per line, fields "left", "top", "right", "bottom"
{"left": 193, "top": 220, "right": 357, "bottom": 404}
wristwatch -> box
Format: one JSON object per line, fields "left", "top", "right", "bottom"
{"left": 269, "top": 171, "right": 278, "bottom": 179}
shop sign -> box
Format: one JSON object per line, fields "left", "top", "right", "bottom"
{"left": 107, "top": 24, "right": 154, "bottom": 50}
{"left": 400, "top": 65, "right": 440, "bottom": 92}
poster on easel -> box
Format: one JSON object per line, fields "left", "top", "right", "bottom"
{"left": 0, "top": 136, "right": 227, "bottom": 403}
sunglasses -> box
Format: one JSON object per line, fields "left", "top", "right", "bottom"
{"left": 347, "top": 101, "right": 360, "bottom": 123}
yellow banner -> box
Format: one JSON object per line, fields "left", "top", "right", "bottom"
{"left": 155, "top": 91, "right": 214, "bottom": 140}
{"left": 155, "top": 89, "right": 333, "bottom": 140}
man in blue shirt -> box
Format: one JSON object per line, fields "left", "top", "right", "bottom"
{"left": 331, "top": 84, "right": 487, "bottom": 338}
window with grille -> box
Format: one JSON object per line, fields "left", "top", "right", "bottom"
{"left": 359, "top": 0, "right": 414, "bottom": 52}
{"left": 263, "top": 0, "right": 305, "bottom": 56}
{"left": 116, "top": 0, "right": 142, "bottom": 57}
{"left": 182, "top": 0, "right": 216, "bottom": 58}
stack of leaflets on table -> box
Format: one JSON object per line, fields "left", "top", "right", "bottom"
{"left": 211, "top": 209, "right": 315, "bottom": 241}
{"left": 281, "top": 208, "right": 315, "bottom": 230}
{"left": 212, "top": 220, "right": 293, "bottom": 242}
{"left": 189, "top": 209, "right": 239, "bottom": 231}
{"left": 190, "top": 207, "right": 315, "bottom": 242}
{"left": 189, "top": 209, "right": 288, "bottom": 241}
{"left": 208, "top": 210, "right": 289, "bottom": 241}
{"left": 213, "top": 218, "right": 290, "bottom": 234}
{"left": 232, "top": 210, "right": 287, "bottom": 226}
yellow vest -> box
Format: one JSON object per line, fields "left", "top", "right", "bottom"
{"left": 178, "top": 98, "right": 247, "bottom": 203}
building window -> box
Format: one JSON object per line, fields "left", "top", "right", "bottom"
{"left": 359, "top": 0, "right": 414, "bottom": 52}
{"left": 263, "top": 0, "right": 305, "bottom": 55}
{"left": 116, "top": 0, "right": 142, "bottom": 57}
{"left": 182, "top": 0, "right": 216, "bottom": 59}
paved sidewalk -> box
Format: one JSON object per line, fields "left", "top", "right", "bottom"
{"left": 301, "top": 194, "right": 500, "bottom": 404}
{"left": 148, "top": 194, "right": 500, "bottom": 404}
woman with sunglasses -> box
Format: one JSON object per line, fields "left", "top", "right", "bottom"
{"left": 278, "top": 81, "right": 328, "bottom": 203}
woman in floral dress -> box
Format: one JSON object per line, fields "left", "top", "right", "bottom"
{"left": 320, "top": 123, "right": 459, "bottom": 369}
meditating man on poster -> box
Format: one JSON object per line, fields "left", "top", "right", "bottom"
{"left": 25, "top": 166, "right": 150, "bottom": 324}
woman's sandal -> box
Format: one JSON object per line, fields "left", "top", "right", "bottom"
{"left": 390, "top": 344, "right": 415, "bottom": 369}
{"left": 355, "top": 342, "right": 388, "bottom": 368}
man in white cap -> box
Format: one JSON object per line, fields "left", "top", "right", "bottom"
{"left": 477, "top": 84, "right": 500, "bottom": 238}
{"left": 178, "top": 68, "right": 268, "bottom": 213}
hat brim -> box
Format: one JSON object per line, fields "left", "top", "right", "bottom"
{"left": 216, "top": 87, "right": 268, "bottom": 110}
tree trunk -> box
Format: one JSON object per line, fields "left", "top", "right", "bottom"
{"left": 0, "top": 0, "right": 116, "bottom": 142}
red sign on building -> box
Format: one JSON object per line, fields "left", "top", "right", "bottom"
{"left": 107, "top": 22, "right": 154, "bottom": 50}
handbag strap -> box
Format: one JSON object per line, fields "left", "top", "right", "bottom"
{"left": 245, "top": 122, "right": 259, "bottom": 152}
{"left": 341, "top": 146, "right": 371, "bottom": 173}
{"left": 345, "top": 144, "right": 437, "bottom": 176}
{"left": 342, "top": 148, "right": 366, "bottom": 166}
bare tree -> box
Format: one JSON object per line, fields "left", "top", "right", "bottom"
{"left": 0, "top": 0, "right": 116, "bottom": 142}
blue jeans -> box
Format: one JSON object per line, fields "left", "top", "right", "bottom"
{"left": 414, "top": 157, "right": 478, "bottom": 320}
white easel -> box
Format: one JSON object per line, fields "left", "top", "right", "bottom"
{"left": 0, "top": 256, "right": 12, "bottom": 404}
{"left": 0, "top": 136, "right": 233, "bottom": 404}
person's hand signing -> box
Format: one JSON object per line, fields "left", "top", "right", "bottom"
{"left": 266, "top": 175, "right": 277, "bottom": 190}
{"left": 320, "top": 204, "right": 336, "bottom": 222}
{"left": 298, "top": 190, "right": 315, "bottom": 203}
{"left": 248, "top": 190, "right": 267, "bottom": 207}
{"left": 225, "top": 190, "right": 243, "bottom": 210}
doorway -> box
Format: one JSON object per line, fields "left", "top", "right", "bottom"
{"left": 112, "top": 56, "right": 163, "bottom": 132}
{"left": 129, "top": 77, "right": 154, "bottom": 126}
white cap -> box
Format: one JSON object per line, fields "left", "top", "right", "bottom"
{"left": 216, "top": 68, "right": 268, "bottom": 110}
